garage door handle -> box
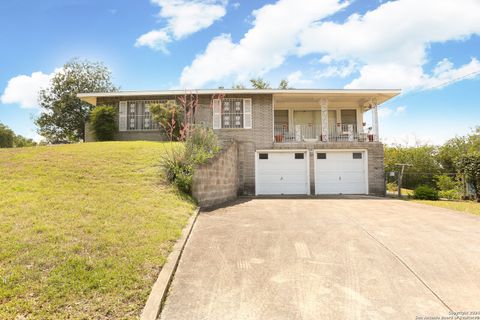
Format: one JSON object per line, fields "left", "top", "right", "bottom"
{"left": 339, "top": 176, "right": 341, "bottom": 180}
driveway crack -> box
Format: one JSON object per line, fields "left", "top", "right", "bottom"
{"left": 343, "top": 215, "right": 453, "bottom": 313}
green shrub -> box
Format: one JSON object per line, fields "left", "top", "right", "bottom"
{"left": 438, "top": 189, "right": 461, "bottom": 200}
{"left": 435, "top": 175, "right": 459, "bottom": 191}
{"left": 149, "top": 102, "right": 183, "bottom": 140}
{"left": 386, "top": 182, "right": 398, "bottom": 192}
{"left": 89, "top": 106, "right": 117, "bottom": 141}
{"left": 413, "top": 185, "right": 439, "bottom": 200}
{"left": 161, "top": 127, "right": 220, "bottom": 194}
{"left": 185, "top": 127, "right": 221, "bottom": 165}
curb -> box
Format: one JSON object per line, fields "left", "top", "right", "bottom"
{"left": 140, "top": 207, "right": 201, "bottom": 320}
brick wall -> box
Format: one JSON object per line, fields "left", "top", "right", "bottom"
{"left": 192, "top": 141, "right": 238, "bottom": 208}
{"left": 85, "top": 96, "right": 169, "bottom": 142}
{"left": 195, "top": 94, "right": 273, "bottom": 195}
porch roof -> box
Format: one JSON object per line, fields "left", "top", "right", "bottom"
{"left": 77, "top": 88, "right": 400, "bottom": 107}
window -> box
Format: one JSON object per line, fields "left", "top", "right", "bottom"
{"left": 317, "top": 153, "right": 327, "bottom": 159}
{"left": 213, "top": 98, "right": 252, "bottom": 129}
{"left": 353, "top": 152, "right": 362, "bottom": 159}
{"left": 259, "top": 153, "right": 268, "bottom": 160}
{"left": 341, "top": 109, "right": 357, "bottom": 125}
{"left": 221, "top": 98, "right": 244, "bottom": 128}
{"left": 295, "top": 153, "right": 304, "bottom": 159}
{"left": 120, "top": 100, "right": 165, "bottom": 131}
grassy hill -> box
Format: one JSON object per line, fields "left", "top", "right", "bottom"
{"left": 0, "top": 142, "right": 195, "bottom": 319}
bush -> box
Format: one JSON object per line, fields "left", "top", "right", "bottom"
{"left": 438, "top": 189, "right": 461, "bottom": 200}
{"left": 435, "top": 175, "right": 459, "bottom": 191}
{"left": 89, "top": 106, "right": 116, "bottom": 141}
{"left": 386, "top": 182, "right": 398, "bottom": 192}
{"left": 161, "top": 127, "right": 220, "bottom": 194}
{"left": 413, "top": 185, "right": 439, "bottom": 200}
{"left": 149, "top": 102, "right": 183, "bottom": 140}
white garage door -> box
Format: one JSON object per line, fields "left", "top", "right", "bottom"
{"left": 315, "top": 151, "right": 367, "bottom": 195}
{"left": 256, "top": 151, "right": 309, "bottom": 195}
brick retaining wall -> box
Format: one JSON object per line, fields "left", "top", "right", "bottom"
{"left": 192, "top": 141, "right": 239, "bottom": 208}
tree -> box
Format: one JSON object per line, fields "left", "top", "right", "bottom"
{"left": 458, "top": 152, "right": 480, "bottom": 201}
{"left": 278, "top": 79, "right": 291, "bottom": 89}
{"left": 384, "top": 145, "right": 441, "bottom": 189}
{"left": 437, "top": 127, "right": 480, "bottom": 173}
{"left": 232, "top": 83, "right": 246, "bottom": 89}
{"left": 13, "top": 135, "right": 36, "bottom": 147}
{"left": 250, "top": 78, "right": 271, "bottom": 89}
{"left": 249, "top": 77, "right": 293, "bottom": 89}
{"left": 0, "top": 123, "right": 15, "bottom": 148}
{"left": 35, "top": 58, "right": 118, "bottom": 143}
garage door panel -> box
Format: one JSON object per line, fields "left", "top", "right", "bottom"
{"left": 315, "top": 151, "right": 367, "bottom": 195}
{"left": 256, "top": 151, "right": 309, "bottom": 195}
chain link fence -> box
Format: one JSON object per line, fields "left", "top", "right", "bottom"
{"left": 385, "top": 171, "right": 474, "bottom": 200}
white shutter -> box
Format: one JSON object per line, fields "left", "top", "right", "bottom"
{"left": 243, "top": 98, "right": 252, "bottom": 129}
{"left": 119, "top": 101, "right": 127, "bottom": 131}
{"left": 212, "top": 99, "right": 221, "bottom": 129}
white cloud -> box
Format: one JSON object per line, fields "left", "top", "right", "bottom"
{"left": 136, "top": 0, "right": 227, "bottom": 52}
{"left": 1, "top": 71, "right": 55, "bottom": 109}
{"left": 180, "top": 0, "right": 348, "bottom": 88}
{"left": 287, "top": 71, "right": 312, "bottom": 87}
{"left": 298, "top": 0, "right": 480, "bottom": 90}
{"left": 135, "top": 29, "right": 171, "bottom": 53}
{"left": 315, "top": 60, "right": 356, "bottom": 79}
{"left": 378, "top": 105, "right": 406, "bottom": 119}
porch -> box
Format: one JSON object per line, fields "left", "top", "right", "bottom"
{"left": 273, "top": 93, "right": 380, "bottom": 144}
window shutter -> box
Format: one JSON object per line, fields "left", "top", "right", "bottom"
{"left": 243, "top": 98, "right": 252, "bottom": 129}
{"left": 119, "top": 101, "right": 127, "bottom": 131}
{"left": 212, "top": 99, "right": 221, "bottom": 129}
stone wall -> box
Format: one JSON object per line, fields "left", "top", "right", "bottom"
{"left": 192, "top": 141, "right": 239, "bottom": 208}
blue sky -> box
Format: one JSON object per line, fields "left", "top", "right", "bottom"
{"left": 1, "top": 0, "right": 479, "bottom": 144}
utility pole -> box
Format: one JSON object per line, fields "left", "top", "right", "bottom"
{"left": 395, "top": 163, "right": 411, "bottom": 198}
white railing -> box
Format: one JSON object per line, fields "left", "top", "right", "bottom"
{"left": 122, "top": 114, "right": 160, "bottom": 131}
{"left": 274, "top": 123, "right": 368, "bottom": 143}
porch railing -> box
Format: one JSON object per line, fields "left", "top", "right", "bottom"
{"left": 274, "top": 123, "right": 368, "bottom": 142}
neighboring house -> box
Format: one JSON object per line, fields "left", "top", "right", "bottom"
{"left": 78, "top": 89, "right": 400, "bottom": 197}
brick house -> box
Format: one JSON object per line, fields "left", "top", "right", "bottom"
{"left": 79, "top": 89, "right": 400, "bottom": 199}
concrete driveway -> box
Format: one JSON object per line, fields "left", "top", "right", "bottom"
{"left": 160, "top": 198, "right": 480, "bottom": 320}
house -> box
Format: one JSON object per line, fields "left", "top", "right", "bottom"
{"left": 78, "top": 89, "right": 400, "bottom": 197}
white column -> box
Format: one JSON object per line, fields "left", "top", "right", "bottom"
{"left": 371, "top": 99, "right": 379, "bottom": 142}
{"left": 320, "top": 98, "right": 328, "bottom": 142}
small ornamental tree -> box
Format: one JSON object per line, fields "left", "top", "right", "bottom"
{"left": 157, "top": 92, "right": 223, "bottom": 194}
{"left": 89, "top": 106, "right": 117, "bottom": 141}
{"left": 149, "top": 101, "right": 183, "bottom": 141}
{"left": 458, "top": 152, "right": 480, "bottom": 201}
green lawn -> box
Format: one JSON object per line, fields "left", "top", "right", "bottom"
{"left": 0, "top": 142, "right": 195, "bottom": 319}
{"left": 413, "top": 199, "right": 480, "bottom": 216}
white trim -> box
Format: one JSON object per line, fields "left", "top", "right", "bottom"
{"left": 313, "top": 149, "right": 369, "bottom": 195}
{"left": 78, "top": 89, "right": 401, "bottom": 98}
{"left": 212, "top": 99, "right": 221, "bottom": 129}
{"left": 243, "top": 98, "right": 252, "bottom": 129}
{"left": 119, "top": 101, "right": 127, "bottom": 131}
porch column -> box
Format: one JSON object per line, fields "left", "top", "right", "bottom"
{"left": 371, "top": 99, "right": 379, "bottom": 142}
{"left": 320, "top": 98, "right": 328, "bottom": 142}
